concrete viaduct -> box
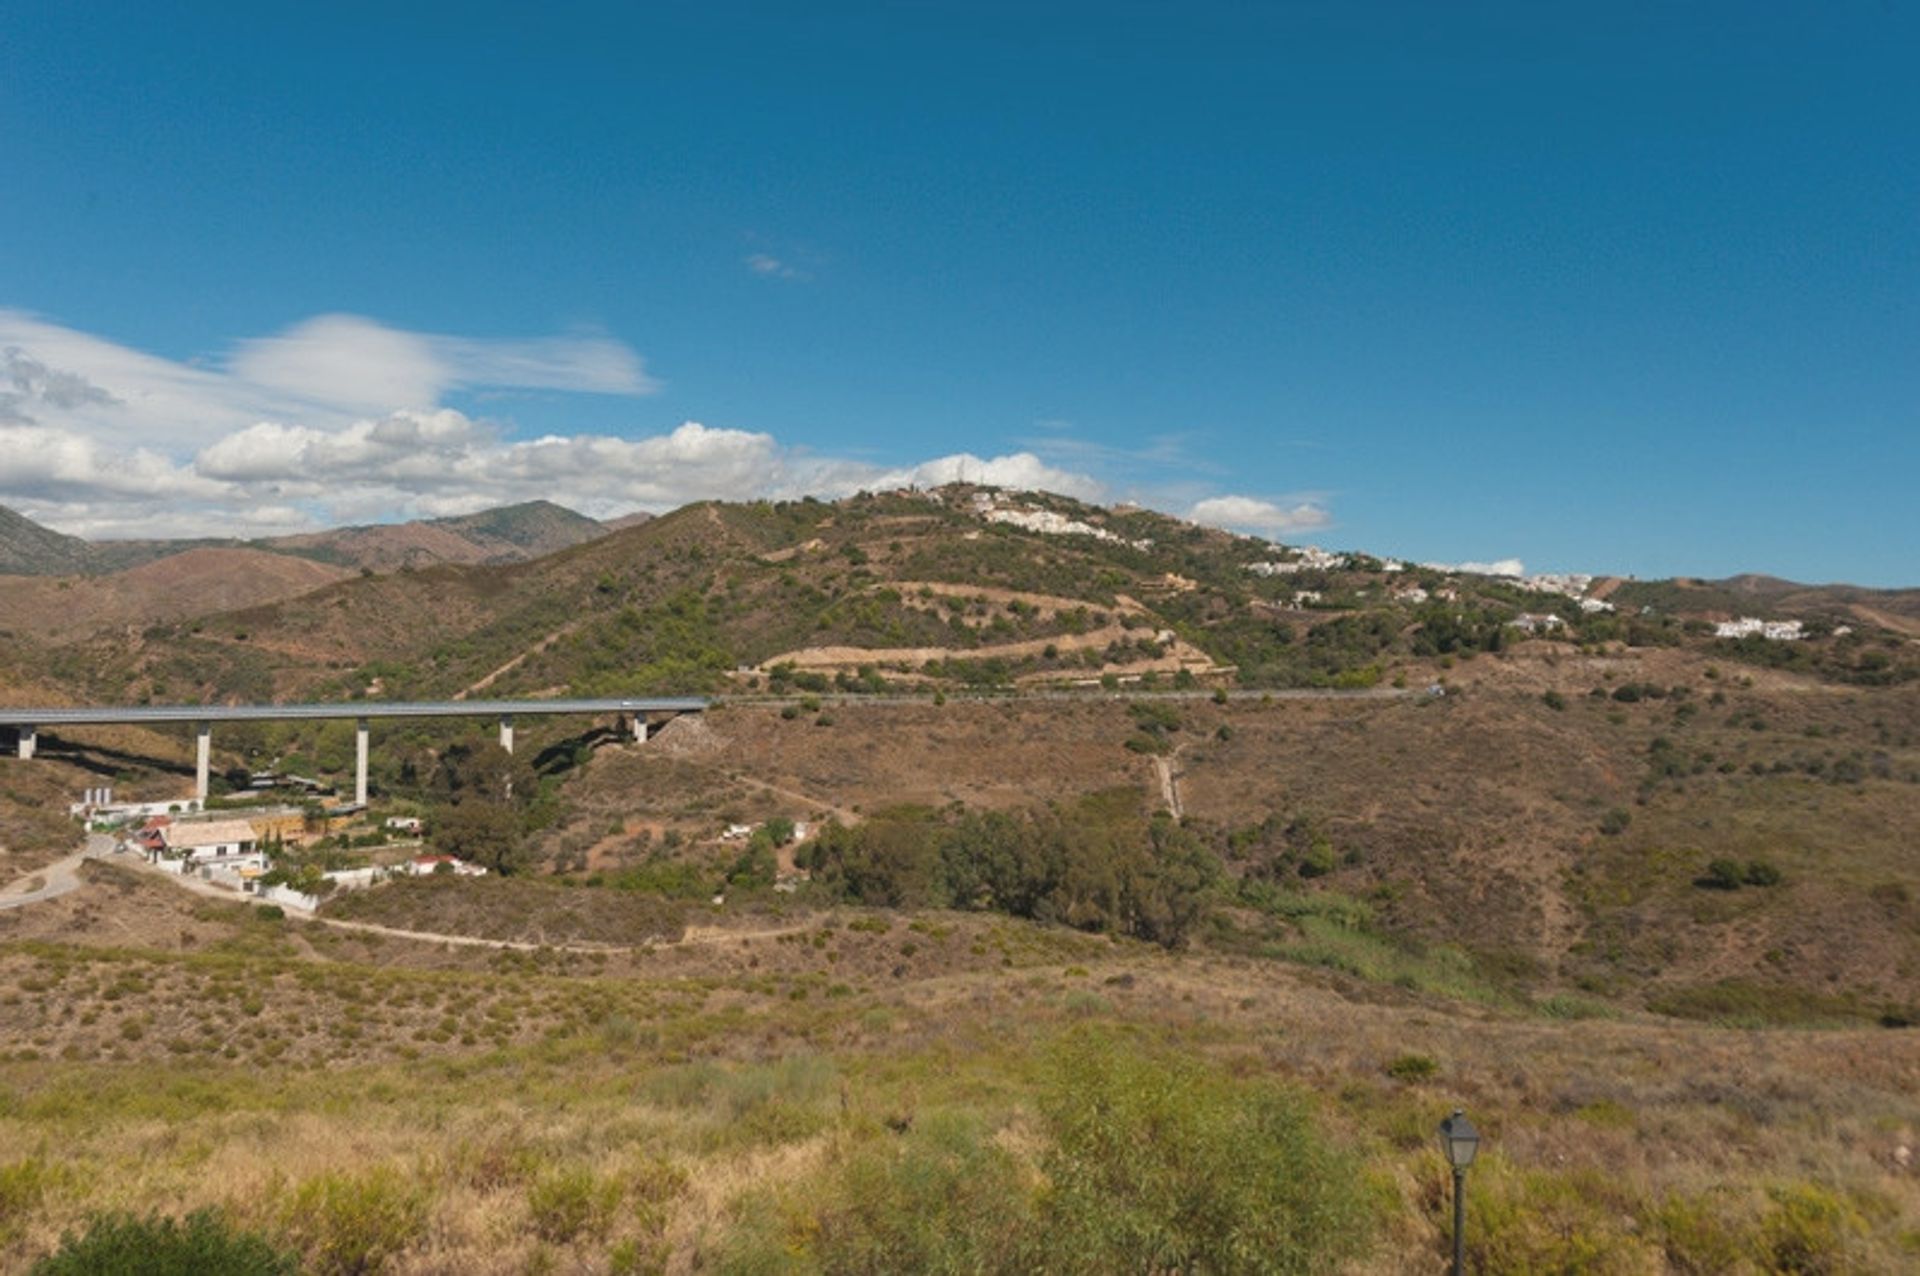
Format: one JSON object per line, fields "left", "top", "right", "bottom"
{"left": 2, "top": 697, "right": 707, "bottom": 805}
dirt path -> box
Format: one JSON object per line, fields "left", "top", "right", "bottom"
{"left": 726, "top": 772, "right": 861, "bottom": 826}
{"left": 114, "top": 851, "right": 817, "bottom": 954}
{"left": 888, "top": 580, "right": 1149, "bottom": 616}
{"left": 760, "top": 623, "right": 1138, "bottom": 672}
{"left": 456, "top": 619, "right": 585, "bottom": 699}
{"left": 1152, "top": 754, "right": 1183, "bottom": 818}
{"left": 0, "top": 835, "right": 112, "bottom": 910}
{"left": 297, "top": 913, "right": 818, "bottom": 953}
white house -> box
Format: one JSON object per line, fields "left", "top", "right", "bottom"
{"left": 402, "top": 854, "right": 487, "bottom": 877}
{"left": 162, "top": 818, "right": 261, "bottom": 866}
{"left": 1509, "top": 612, "right": 1567, "bottom": 634}
{"left": 1714, "top": 617, "right": 1804, "bottom": 641}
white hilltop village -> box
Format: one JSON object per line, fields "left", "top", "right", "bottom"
{"left": 909, "top": 485, "right": 1824, "bottom": 642}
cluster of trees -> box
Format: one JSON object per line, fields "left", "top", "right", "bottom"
{"left": 1224, "top": 812, "right": 1345, "bottom": 879}
{"left": 799, "top": 790, "right": 1220, "bottom": 948}
{"left": 1697, "top": 857, "right": 1783, "bottom": 890}
{"left": 423, "top": 737, "right": 549, "bottom": 875}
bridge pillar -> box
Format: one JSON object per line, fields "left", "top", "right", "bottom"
{"left": 355, "top": 718, "right": 370, "bottom": 807}
{"left": 499, "top": 715, "right": 515, "bottom": 755}
{"left": 15, "top": 728, "right": 35, "bottom": 760}
{"left": 194, "top": 723, "right": 211, "bottom": 801}
{"left": 631, "top": 713, "right": 648, "bottom": 743}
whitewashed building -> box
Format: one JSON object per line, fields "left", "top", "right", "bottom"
{"left": 160, "top": 819, "right": 264, "bottom": 870}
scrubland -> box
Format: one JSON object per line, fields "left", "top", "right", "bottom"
{"left": 2, "top": 489, "right": 1918, "bottom": 1271}
{"left": 2, "top": 856, "right": 1918, "bottom": 1274}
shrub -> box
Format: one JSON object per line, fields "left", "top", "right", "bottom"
{"left": 1384, "top": 1053, "right": 1438, "bottom": 1082}
{"left": 1744, "top": 859, "right": 1783, "bottom": 887}
{"left": 528, "top": 1167, "right": 622, "bottom": 1243}
{"left": 1760, "top": 1181, "right": 1869, "bottom": 1274}
{"left": 0, "top": 1158, "right": 56, "bottom": 1244}
{"left": 1699, "top": 859, "right": 1746, "bottom": 891}
{"left": 33, "top": 1210, "right": 297, "bottom": 1276}
{"left": 806, "top": 1111, "right": 1036, "bottom": 1273}
{"left": 1598, "top": 808, "right": 1631, "bottom": 836}
{"left": 1655, "top": 1192, "right": 1754, "bottom": 1274}
{"left": 1296, "top": 840, "right": 1338, "bottom": 879}
{"left": 281, "top": 1165, "right": 427, "bottom": 1276}
{"left": 1037, "top": 1028, "right": 1377, "bottom": 1273}
{"left": 1541, "top": 690, "right": 1567, "bottom": 711}
{"left": 1463, "top": 1160, "right": 1658, "bottom": 1273}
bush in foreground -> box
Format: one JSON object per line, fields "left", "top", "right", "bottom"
{"left": 279, "top": 1165, "right": 427, "bottom": 1276}
{"left": 1040, "top": 1028, "right": 1378, "bottom": 1274}
{"left": 33, "top": 1209, "right": 297, "bottom": 1276}
{"left": 715, "top": 1029, "right": 1378, "bottom": 1274}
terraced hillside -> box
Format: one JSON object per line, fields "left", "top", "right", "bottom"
{"left": 14, "top": 486, "right": 1914, "bottom": 711}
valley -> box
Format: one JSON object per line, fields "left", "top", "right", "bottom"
{"left": 1, "top": 486, "right": 1917, "bottom": 1273}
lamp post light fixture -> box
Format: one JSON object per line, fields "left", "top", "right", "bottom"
{"left": 1438, "top": 1109, "right": 1480, "bottom": 1275}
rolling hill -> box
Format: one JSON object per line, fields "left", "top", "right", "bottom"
{"left": 0, "top": 499, "right": 614, "bottom": 578}
{"left": 2, "top": 484, "right": 1917, "bottom": 1271}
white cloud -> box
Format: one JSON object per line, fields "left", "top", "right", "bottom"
{"left": 874, "top": 452, "right": 1105, "bottom": 500}
{"left": 1425, "top": 558, "right": 1526, "bottom": 577}
{"left": 744, "top": 253, "right": 810, "bottom": 281}
{"left": 1188, "top": 494, "right": 1332, "bottom": 538}
{"left": 0, "top": 309, "right": 656, "bottom": 450}
{"left": 0, "top": 423, "right": 224, "bottom": 500}
{"left": 0, "top": 311, "right": 1340, "bottom": 546}
{"left": 228, "top": 315, "right": 656, "bottom": 415}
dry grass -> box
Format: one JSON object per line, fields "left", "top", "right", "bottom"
{"left": 3, "top": 866, "right": 1919, "bottom": 1272}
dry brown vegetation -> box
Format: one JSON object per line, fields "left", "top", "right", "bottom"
{"left": 2, "top": 854, "right": 1918, "bottom": 1273}
{"left": 2, "top": 490, "right": 1918, "bottom": 1270}
{"left": 524, "top": 662, "right": 1920, "bottom": 1022}
{"left": 0, "top": 549, "right": 353, "bottom": 640}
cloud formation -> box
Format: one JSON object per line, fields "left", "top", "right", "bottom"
{"left": 1187, "top": 494, "right": 1331, "bottom": 538}
{"left": 1425, "top": 558, "right": 1526, "bottom": 577}
{"left": 0, "top": 310, "right": 1306, "bottom": 542}
{"left": 744, "top": 253, "right": 810, "bottom": 281}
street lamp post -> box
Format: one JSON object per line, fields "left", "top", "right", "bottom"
{"left": 1438, "top": 1109, "right": 1480, "bottom": 1275}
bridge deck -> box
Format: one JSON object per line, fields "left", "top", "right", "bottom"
{"left": 1, "top": 697, "right": 708, "bottom": 727}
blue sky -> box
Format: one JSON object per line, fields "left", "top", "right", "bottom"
{"left": 1, "top": 2, "right": 1914, "bottom": 584}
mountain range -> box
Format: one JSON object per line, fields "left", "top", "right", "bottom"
{"left": 0, "top": 499, "right": 627, "bottom": 577}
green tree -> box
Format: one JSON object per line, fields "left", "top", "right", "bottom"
{"left": 430, "top": 799, "right": 530, "bottom": 875}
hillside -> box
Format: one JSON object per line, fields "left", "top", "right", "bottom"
{"left": 261, "top": 499, "right": 610, "bottom": 570}
{"left": 3, "top": 855, "right": 1913, "bottom": 1272}
{"left": 0, "top": 499, "right": 611, "bottom": 581}
{"left": 2, "top": 484, "right": 1917, "bottom": 1271}
{"left": 0, "top": 504, "right": 96, "bottom": 575}
{"left": 14, "top": 484, "right": 1909, "bottom": 711}
{"left": 1, "top": 486, "right": 1909, "bottom": 1013}
{"left": 0, "top": 547, "right": 354, "bottom": 641}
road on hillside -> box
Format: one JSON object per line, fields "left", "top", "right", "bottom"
{"left": 0, "top": 833, "right": 116, "bottom": 911}
{"left": 714, "top": 686, "right": 1423, "bottom": 709}
{"left": 119, "top": 853, "right": 817, "bottom": 953}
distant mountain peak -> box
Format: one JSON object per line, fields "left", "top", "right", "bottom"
{"left": 0, "top": 504, "right": 97, "bottom": 576}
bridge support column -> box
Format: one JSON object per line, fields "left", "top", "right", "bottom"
{"left": 355, "top": 718, "right": 370, "bottom": 807}
{"left": 631, "top": 714, "right": 648, "bottom": 743}
{"left": 16, "top": 728, "right": 35, "bottom": 760}
{"left": 499, "top": 715, "right": 515, "bottom": 755}
{"left": 194, "top": 723, "right": 211, "bottom": 802}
